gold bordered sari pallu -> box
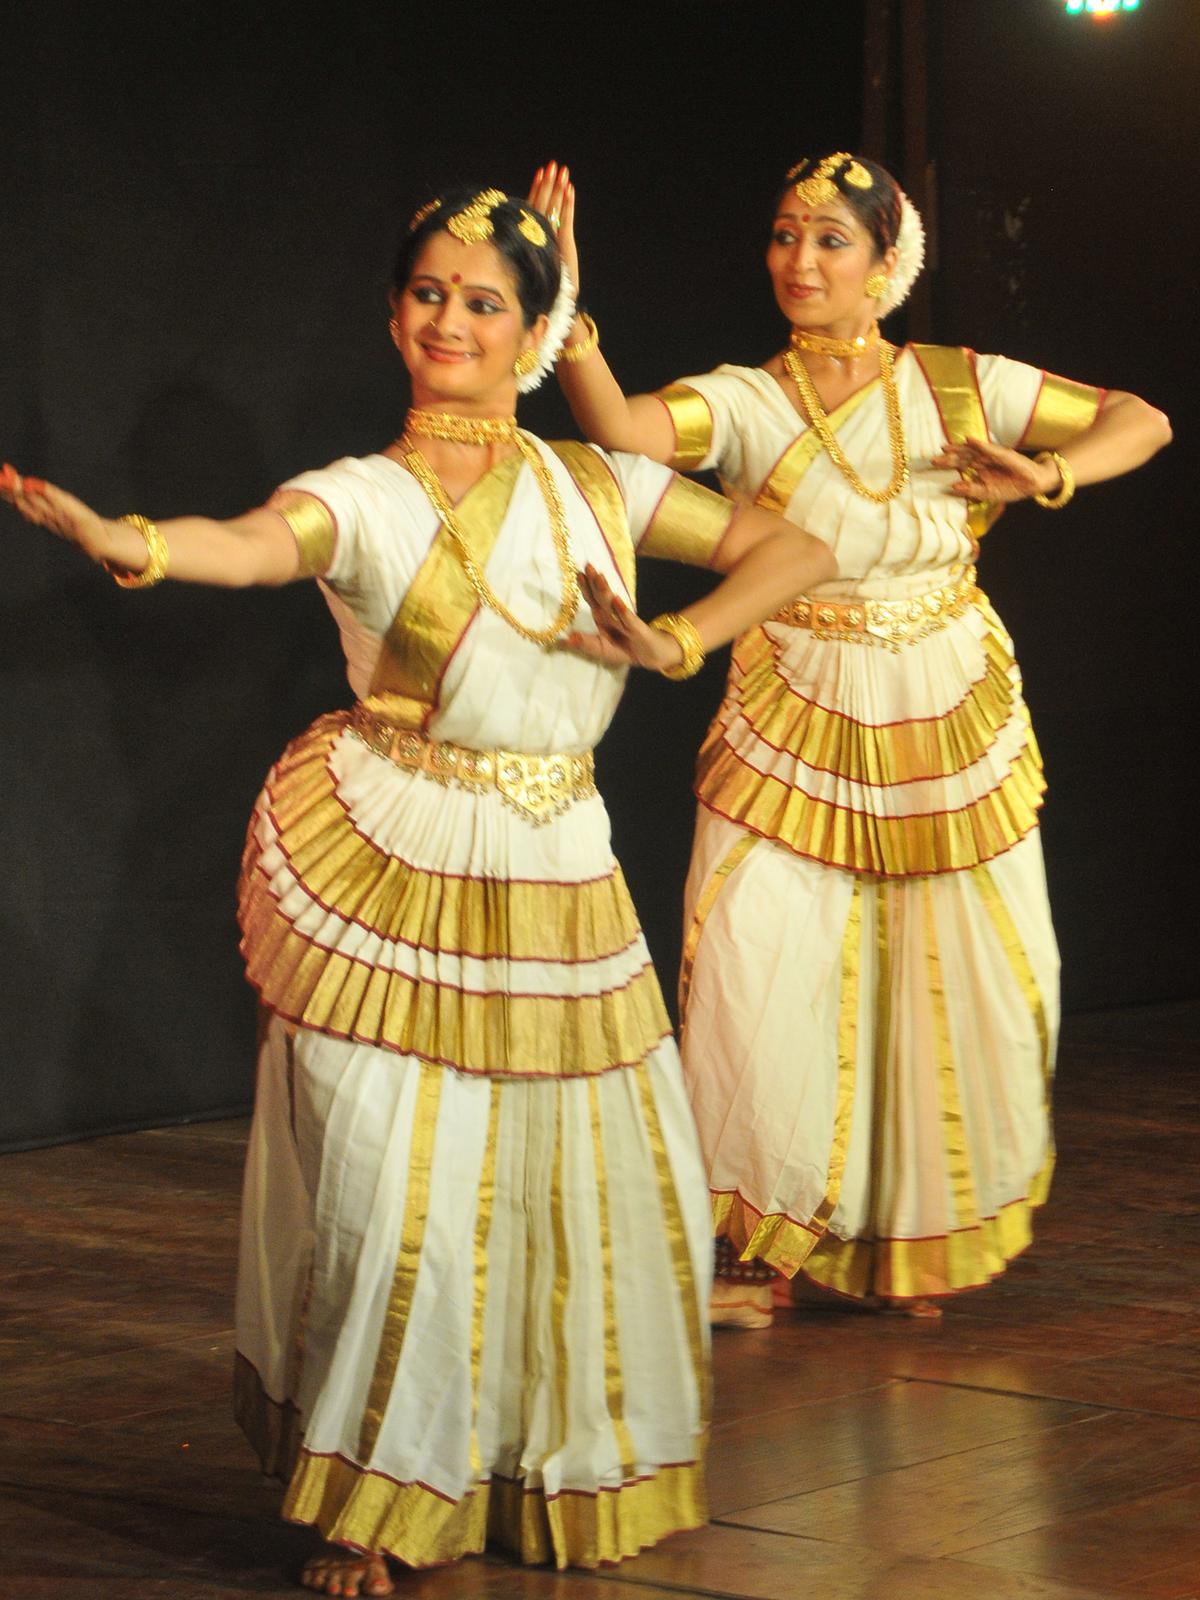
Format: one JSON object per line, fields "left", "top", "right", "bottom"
{"left": 547, "top": 440, "right": 637, "bottom": 601}
{"left": 909, "top": 345, "right": 1000, "bottom": 547}
{"left": 363, "top": 454, "right": 525, "bottom": 729}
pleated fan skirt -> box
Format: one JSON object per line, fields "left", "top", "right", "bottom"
{"left": 681, "top": 600, "right": 1060, "bottom": 1299}
{"left": 235, "top": 1020, "right": 712, "bottom": 1569}
{"left": 233, "top": 713, "right": 712, "bottom": 1568}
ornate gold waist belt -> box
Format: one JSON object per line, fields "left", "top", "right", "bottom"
{"left": 349, "top": 705, "right": 597, "bottom": 826}
{"left": 774, "top": 566, "right": 978, "bottom": 650}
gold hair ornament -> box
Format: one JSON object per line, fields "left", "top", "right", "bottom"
{"left": 649, "top": 612, "right": 706, "bottom": 680}
{"left": 446, "top": 188, "right": 508, "bottom": 245}
{"left": 399, "top": 431, "right": 579, "bottom": 646}
{"left": 409, "top": 197, "right": 442, "bottom": 232}
{"left": 105, "top": 514, "right": 169, "bottom": 589}
{"left": 1032, "top": 450, "right": 1076, "bottom": 509}
{"left": 403, "top": 410, "right": 518, "bottom": 446}
{"left": 845, "top": 161, "right": 873, "bottom": 189}
{"left": 556, "top": 312, "right": 599, "bottom": 365}
{"left": 783, "top": 343, "right": 910, "bottom": 504}
{"left": 790, "top": 323, "right": 880, "bottom": 362}
{"left": 517, "top": 209, "right": 547, "bottom": 247}
{"left": 789, "top": 153, "right": 852, "bottom": 208}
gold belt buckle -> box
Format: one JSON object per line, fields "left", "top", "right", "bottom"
{"left": 496, "top": 752, "right": 595, "bottom": 825}
{"left": 350, "top": 708, "right": 595, "bottom": 826}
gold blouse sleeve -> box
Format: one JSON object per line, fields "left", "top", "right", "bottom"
{"left": 269, "top": 490, "right": 337, "bottom": 580}
{"left": 654, "top": 384, "right": 715, "bottom": 470}
{"left": 638, "top": 474, "right": 736, "bottom": 568}
{"left": 1020, "top": 373, "right": 1106, "bottom": 451}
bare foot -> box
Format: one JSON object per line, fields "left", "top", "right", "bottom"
{"left": 301, "top": 1545, "right": 395, "bottom": 1596}
{"left": 870, "top": 1295, "right": 944, "bottom": 1320}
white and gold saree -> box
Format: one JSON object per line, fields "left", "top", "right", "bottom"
{"left": 234, "top": 439, "right": 732, "bottom": 1567}
{"left": 658, "top": 348, "right": 1104, "bottom": 1299}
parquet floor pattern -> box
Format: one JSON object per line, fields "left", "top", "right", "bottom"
{"left": 1, "top": 1002, "right": 1196, "bottom": 1598}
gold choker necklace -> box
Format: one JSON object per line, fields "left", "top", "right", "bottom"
{"left": 789, "top": 324, "right": 881, "bottom": 362}
{"left": 404, "top": 409, "right": 518, "bottom": 445}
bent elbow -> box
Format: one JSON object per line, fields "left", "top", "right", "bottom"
{"left": 805, "top": 532, "right": 838, "bottom": 586}
{"left": 1122, "top": 392, "right": 1173, "bottom": 452}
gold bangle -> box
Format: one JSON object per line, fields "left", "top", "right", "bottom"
{"left": 557, "top": 312, "right": 599, "bottom": 365}
{"left": 104, "top": 514, "right": 169, "bottom": 588}
{"left": 649, "top": 611, "right": 706, "bottom": 680}
{"left": 1032, "top": 450, "right": 1076, "bottom": 510}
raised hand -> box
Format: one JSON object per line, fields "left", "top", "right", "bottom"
{"left": 932, "top": 436, "right": 1060, "bottom": 504}
{"left": 527, "top": 161, "right": 579, "bottom": 297}
{"left": 0, "top": 464, "right": 111, "bottom": 559}
{"left": 562, "top": 565, "right": 683, "bottom": 675}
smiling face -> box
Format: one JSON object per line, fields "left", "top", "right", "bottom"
{"left": 766, "top": 195, "right": 897, "bottom": 335}
{"left": 391, "top": 231, "right": 546, "bottom": 411}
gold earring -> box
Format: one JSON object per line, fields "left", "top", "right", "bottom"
{"left": 388, "top": 314, "right": 403, "bottom": 351}
{"left": 865, "top": 273, "right": 888, "bottom": 299}
{"left": 514, "top": 348, "right": 539, "bottom": 378}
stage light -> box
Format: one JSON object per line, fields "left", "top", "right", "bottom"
{"left": 1064, "top": 0, "right": 1141, "bottom": 14}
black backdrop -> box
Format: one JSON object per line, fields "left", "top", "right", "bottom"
{"left": 1, "top": 2, "right": 1193, "bottom": 1151}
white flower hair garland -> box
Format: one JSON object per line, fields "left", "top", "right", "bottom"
{"left": 517, "top": 265, "right": 577, "bottom": 393}
{"left": 877, "top": 193, "right": 926, "bottom": 318}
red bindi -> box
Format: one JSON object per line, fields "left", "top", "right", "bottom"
{"left": 451, "top": 273, "right": 463, "bottom": 285}
{"left": 801, "top": 213, "right": 811, "bottom": 222}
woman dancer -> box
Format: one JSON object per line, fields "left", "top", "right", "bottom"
{"left": 533, "top": 155, "right": 1171, "bottom": 1326}
{"left": 2, "top": 187, "right": 835, "bottom": 1592}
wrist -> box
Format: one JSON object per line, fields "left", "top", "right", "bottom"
{"left": 81, "top": 518, "right": 124, "bottom": 564}
{"left": 102, "top": 514, "right": 170, "bottom": 587}
{"left": 653, "top": 633, "right": 685, "bottom": 675}
{"left": 1031, "top": 449, "right": 1076, "bottom": 510}
{"left": 648, "top": 611, "right": 705, "bottom": 680}
{"left": 558, "top": 311, "right": 599, "bottom": 365}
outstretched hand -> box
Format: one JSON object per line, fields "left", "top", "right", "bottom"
{"left": 932, "top": 436, "right": 1056, "bottom": 504}
{"left": 527, "top": 161, "right": 579, "bottom": 297}
{"left": 562, "top": 565, "right": 683, "bottom": 675}
{"left": 1, "top": 464, "right": 110, "bottom": 557}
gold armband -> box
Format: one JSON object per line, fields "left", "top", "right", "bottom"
{"left": 557, "top": 312, "right": 599, "bottom": 365}
{"left": 104, "top": 514, "right": 169, "bottom": 589}
{"left": 649, "top": 611, "right": 706, "bottom": 680}
{"left": 1032, "top": 450, "right": 1076, "bottom": 510}
{"left": 270, "top": 490, "right": 337, "bottom": 578}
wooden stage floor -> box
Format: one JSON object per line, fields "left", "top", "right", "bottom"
{"left": 2, "top": 1001, "right": 1197, "bottom": 1599}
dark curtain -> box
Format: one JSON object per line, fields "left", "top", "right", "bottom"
{"left": 2, "top": 1, "right": 1193, "bottom": 1151}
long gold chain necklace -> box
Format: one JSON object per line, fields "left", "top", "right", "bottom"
{"left": 398, "top": 428, "right": 580, "bottom": 648}
{"left": 783, "top": 341, "right": 910, "bottom": 505}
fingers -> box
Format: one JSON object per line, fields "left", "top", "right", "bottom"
{"left": 529, "top": 162, "right": 571, "bottom": 234}
{"left": 1, "top": 463, "right": 58, "bottom": 528}
{"left": 528, "top": 164, "right": 550, "bottom": 210}
{"left": 932, "top": 437, "right": 1004, "bottom": 471}
{"left": 580, "top": 564, "right": 633, "bottom": 642}
{"left": 2, "top": 463, "right": 51, "bottom": 501}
